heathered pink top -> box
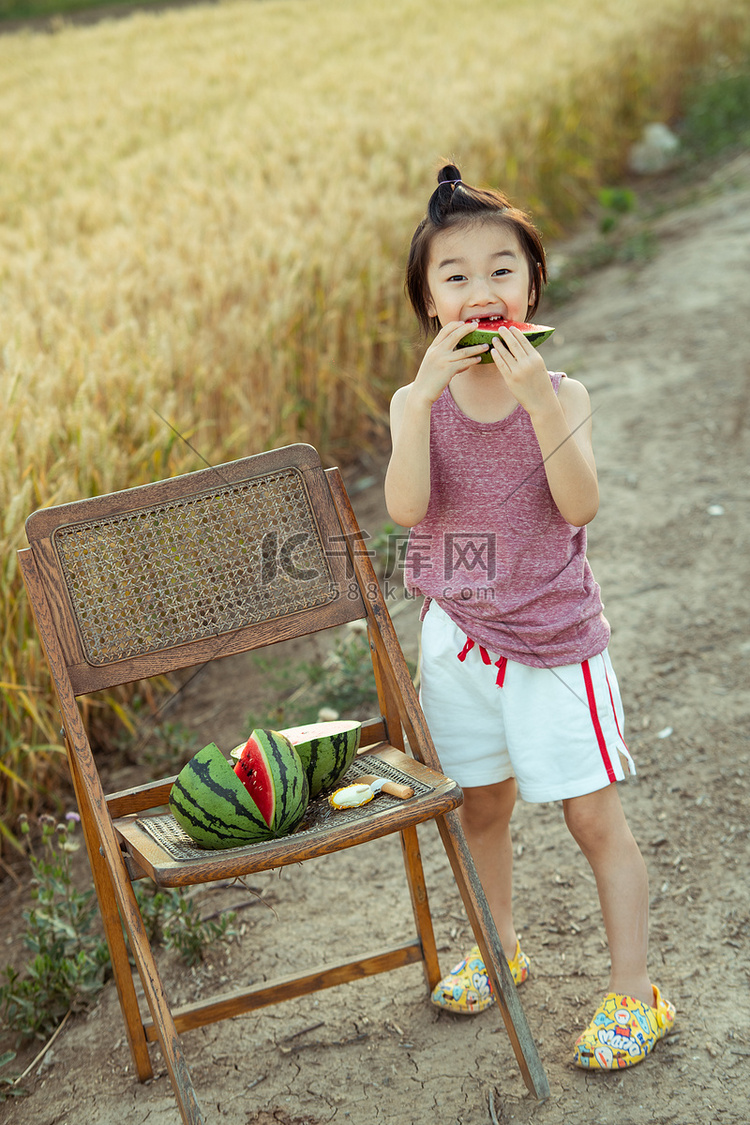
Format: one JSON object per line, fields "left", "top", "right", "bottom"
{"left": 404, "top": 373, "right": 610, "bottom": 667}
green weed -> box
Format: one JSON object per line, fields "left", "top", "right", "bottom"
{"left": 1, "top": 814, "right": 237, "bottom": 1042}
{"left": 0, "top": 815, "right": 109, "bottom": 1042}
{"left": 598, "top": 186, "right": 637, "bottom": 233}
{"left": 134, "top": 884, "right": 237, "bottom": 969}
{"left": 680, "top": 64, "right": 750, "bottom": 157}
{"left": 0, "top": 1050, "right": 28, "bottom": 1102}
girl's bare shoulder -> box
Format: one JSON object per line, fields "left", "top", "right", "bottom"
{"left": 557, "top": 375, "right": 592, "bottom": 412}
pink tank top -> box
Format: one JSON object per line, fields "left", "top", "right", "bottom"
{"left": 404, "top": 373, "right": 610, "bottom": 667}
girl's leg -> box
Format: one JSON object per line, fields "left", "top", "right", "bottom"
{"left": 563, "top": 783, "right": 653, "bottom": 1005}
{"left": 459, "top": 777, "right": 518, "bottom": 959}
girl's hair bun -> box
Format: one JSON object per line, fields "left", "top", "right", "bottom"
{"left": 436, "top": 163, "right": 462, "bottom": 186}
{"left": 429, "top": 164, "right": 463, "bottom": 223}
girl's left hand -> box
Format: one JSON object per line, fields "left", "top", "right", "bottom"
{"left": 490, "top": 325, "right": 555, "bottom": 417}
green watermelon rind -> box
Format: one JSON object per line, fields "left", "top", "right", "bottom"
{"left": 278, "top": 720, "right": 362, "bottom": 799}
{"left": 458, "top": 321, "right": 554, "bottom": 363}
{"left": 248, "top": 729, "right": 310, "bottom": 837}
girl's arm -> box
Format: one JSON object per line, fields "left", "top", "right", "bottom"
{"left": 492, "top": 326, "right": 599, "bottom": 526}
{"left": 531, "top": 377, "right": 599, "bottom": 527}
{"left": 384, "top": 383, "right": 432, "bottom": 527}
{"left": 385, "top": 321, "right": 487, "bottom": 527}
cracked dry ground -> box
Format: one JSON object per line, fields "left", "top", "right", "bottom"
{"left": 2, "top": 153, "right": 749, "bottom": 1125}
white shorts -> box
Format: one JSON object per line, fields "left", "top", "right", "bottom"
{"left": 419, "top": 602, "right": 635, "bottom": 803}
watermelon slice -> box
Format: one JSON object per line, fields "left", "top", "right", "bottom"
{"left": 231, "top": 719, "right": 361, "bottom": 799}
{"left": 458, "top": 318, "right": 554, "bottom": 363}
{"left": 233, "top": 729, "right": 310, "bottom": 835}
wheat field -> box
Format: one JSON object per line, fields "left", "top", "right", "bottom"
{"left": 1, "top": 0, "right": 748, "bottom": 835}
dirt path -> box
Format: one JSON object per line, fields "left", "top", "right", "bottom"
{"left": 2, "top": 152, "right": 749, "bottom": 1125}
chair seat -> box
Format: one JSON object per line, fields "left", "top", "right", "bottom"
{"left": 115, "top": 746, "right": 463, "bottom": 886}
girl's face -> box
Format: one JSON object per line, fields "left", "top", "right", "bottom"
{"left": 425, "top": 220, "right": 534, "bottom": 329}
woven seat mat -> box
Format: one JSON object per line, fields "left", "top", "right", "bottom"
{"left": 136, "top": 755, "right": 435, "bottom": 862}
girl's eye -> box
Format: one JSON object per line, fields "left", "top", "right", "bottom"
{"left": 446, "top": 274, "right": 466, "bottom": 283}
{"left": 492, "top": 268, "right": 511, "bottom": 277}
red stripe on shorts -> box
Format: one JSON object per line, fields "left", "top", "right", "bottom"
{"left": 581, "top": 659, "right": 617, "bottom": 784}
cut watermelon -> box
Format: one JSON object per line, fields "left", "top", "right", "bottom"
{"left": 458, "top": 318, "right": 554, "bottom": 363}
{"left": 231, "top": 718, "right": 361, "bottom": 799}
{"left": 233, "top": 729, "right": 310, "bottom": 835}
{"left": 169, "top": 733, "right": 309, "bottom": 850}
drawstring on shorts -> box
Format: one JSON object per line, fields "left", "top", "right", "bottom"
{"left": 457, "top": 637, "right": 507, "bottom": 687}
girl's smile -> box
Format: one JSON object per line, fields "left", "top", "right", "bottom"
{"left": 425, "top": 220, "right": 534, "bottom": 330}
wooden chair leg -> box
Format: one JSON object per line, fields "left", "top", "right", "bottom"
{"left": 68, "top": 742, "right": 205, "bottom": 1124}
{"left": 82, "top": 810, "right": 204, "bottom": 1123}
{"left": 66, "top": 752, "right": 153, "bottom": 1081}
{"left": 399, "top": 825, "right": 441, "bottom": 990}
{"left": 117, "top": 870, "right": 206, "bottom": 1125}
{"left": 89, "top": 846, "right": 153, "bottom": 1081}
{"left": 436, "top": 810, "right": 550, "bottom": 1101}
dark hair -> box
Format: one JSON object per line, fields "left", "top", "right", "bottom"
{"left": 406, "top": 164, "right": 548, "bottom": 335}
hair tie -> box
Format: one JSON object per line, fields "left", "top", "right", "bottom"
{"left": 438, "top": 179, "right": 461, "bottom": 187}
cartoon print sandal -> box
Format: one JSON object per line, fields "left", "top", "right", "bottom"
{"left": 430, "top": 940, "right": 530, "bottom": 1014}
{"left": 573, "top": 985, "right": 675, "bottom": 1069}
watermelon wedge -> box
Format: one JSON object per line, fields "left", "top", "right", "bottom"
{"left": 233, "top": 729, "right": 310, "bottom": 836}
{"left": 458, "top": 318, "right": 554, "bottom": 363}
{"left": 231, "top": 719, "right": 361, "bottom": 799}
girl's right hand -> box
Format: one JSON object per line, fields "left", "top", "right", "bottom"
{"left": 412, "top": 320, "right": 488, "bottom": 404}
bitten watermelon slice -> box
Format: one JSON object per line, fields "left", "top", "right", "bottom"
{"left": 230, "top": 719, "right": 361, "bottom": 799}
{"left": 458, "top": 318, "right": 554, "bottom": 363}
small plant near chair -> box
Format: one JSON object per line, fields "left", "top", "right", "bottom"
{"left": 0, "top": 1050, "right": 28, "bottom": 1102}
{"left": 1, "top": 815, "right": 239, "bottom": 1044}
{"left": 134, "top": 884, "right": 238, "bottom": 969}
{"left": 0, "top": 814, "right": 110, "bottom": 1042}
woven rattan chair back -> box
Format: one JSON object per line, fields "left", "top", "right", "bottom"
{"left": 25, "top": 445, "right": 363, "bottom": 696}
{"left": 19, "top": 443, "right": 547, "bottom": 1124}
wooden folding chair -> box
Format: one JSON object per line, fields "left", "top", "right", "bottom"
{"left": 19, "top": 443, "right": 548, "bottom": 1123}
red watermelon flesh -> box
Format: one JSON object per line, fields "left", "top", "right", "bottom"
{"left": 234, "top": 733, "right": 277, "bottom": 826}
{"left": 479, "top": 317, "right": 525, "bottom": 331}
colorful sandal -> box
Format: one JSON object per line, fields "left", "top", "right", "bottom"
{"left": 430, "top": 940, "right": 529, "bottom": 1014}
{"left": 573, "top": 985, "right": 675, "bottom": 1069}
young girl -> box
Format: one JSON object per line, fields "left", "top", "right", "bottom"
{"left": 384, "top": 164, "right": 675, "bottom": 1069}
